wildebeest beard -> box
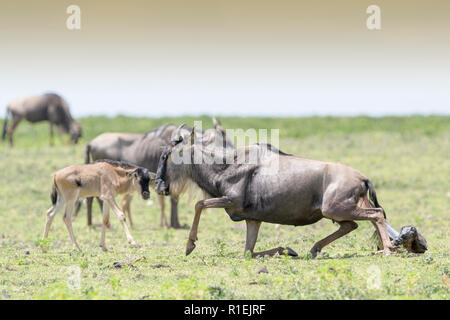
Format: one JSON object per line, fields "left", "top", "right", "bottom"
{"left": 155, "top": 144, "right": 176, "bottom": 195}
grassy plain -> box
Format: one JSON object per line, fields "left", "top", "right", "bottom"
{"left": 0, "top": 115, "right": 448, "bottom": 299}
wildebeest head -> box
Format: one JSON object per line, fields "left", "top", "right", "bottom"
{"left": 128, "top": 167, "right": 155, "bottom": 200}
{"left": 70, "top": 122, "right": 82, "bottom": 144}
{"left": 155, "top": 124, "right": 194, "bottom": 196}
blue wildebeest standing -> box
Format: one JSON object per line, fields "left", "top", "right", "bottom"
{"left": 2, "top": 93, "right": 82, "bottom": 146}
{"left": 155, "top": 128, "right": 396, "bottom": 258}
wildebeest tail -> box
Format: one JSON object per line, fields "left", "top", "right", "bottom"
{"left": 51, "top": 176, "right": 58, "bottom": 205}
{"left": 364, "top": 179, "right": 386, "bottom": 218}
{"left": 85, "top": 144, "right": 91, "bottom": 164}
{"left": 2, "top": 108, "right": 9, "bottom": 140}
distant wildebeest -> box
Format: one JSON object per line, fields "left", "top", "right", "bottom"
{"left": 155, "top": 127, "right": 395, "bottom": 258}
{"left": 2, "top": 93, "right": 82, "bottom": 146}
{"left": 42, "top": 160, "right": 155, "bottom": 252}
{"left": 82, "top": 119, "right": 234, "bottom": 229}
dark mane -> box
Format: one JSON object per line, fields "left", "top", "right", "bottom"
{"left": 95, "top": 159, "right": 141, "bottom": 170}
{"left": 144, "top": 124, "right": 174, "bottom": 138}
{"left": 256, "top": 143, "right": 291, "bottom": 156}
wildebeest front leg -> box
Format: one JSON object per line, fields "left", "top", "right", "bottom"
{"left": 158, "top": 194, "right": 169, "bottom": 228}
{"left": 310, "top": 221, "right": 358, "bottom": 258}
{"left": 186, "top": 197, "right": 233, "bottom": 256}
{"left": 245, "top": 220, "right": 298, "bottom": 258}
{"left": 49, "top": 123, "right": 54, "bottom": 146}
{"left": 106, "top": 198, "right": 139, "bottom": 248}
{"left": 121, "top": 194, "right": 133, "bottom": 229}
{"left": 170, "top": 196, "right": 181, "bottom": 228}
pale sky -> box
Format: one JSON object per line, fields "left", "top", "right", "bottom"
{"left": 1, "top": 0, "right": 449, "bottom": 117}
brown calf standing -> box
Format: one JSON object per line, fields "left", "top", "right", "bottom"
{"left": 42, "top": 160, "right": 155, "bottom": 251}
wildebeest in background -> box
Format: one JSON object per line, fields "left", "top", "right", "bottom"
{"left": 2, "top": 93, "right": 82, "bottom": 146}
{"left": 82, "top": 119, "right": 234, "bottom": 229}
{"left": 42, "top": 160, "right": 155, "bottom": 252}
{"left": 155, "top": 127, "right": 395, "bottom": 258}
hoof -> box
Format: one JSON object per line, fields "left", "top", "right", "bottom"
{"left": 100, "top": 245, "right": 108, "bottom": 252}
{"left": 285, "top": 247, "right": 298, "bottom": 257}
{"left": 373, "top": 249, "right": 392, "bottom": 256}
{"left": 132, "top": 243, "right": 140, "bottom": 249}
{"left": 310, "top": 247, "right": 321, "bottom": 259}
{"left": 186, "top": 243, "right": 196, "bottom": 256}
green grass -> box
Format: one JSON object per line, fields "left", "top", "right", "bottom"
{"left": 0, "top": 115, "right": 449, "bottom": 299}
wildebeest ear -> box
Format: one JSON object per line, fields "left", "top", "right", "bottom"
{"left": 148, "top": 172, "right": 156, "bottom": 181}
{"left": 126, "top": 169, "right": 139, "bottom": 178}
{"left": 172, "top": 124, "right": 186, "bottom": 144}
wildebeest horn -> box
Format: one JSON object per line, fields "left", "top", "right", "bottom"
{"left": 190, "top": 126, "right": 195, "bottom": 145}
{"left": 212, "top": 117, "right": 221, "bottom": 128}
{"left": 174, "top": 123, "right": 186, "bottom": 142}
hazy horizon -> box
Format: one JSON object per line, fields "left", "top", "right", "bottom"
{"left": 1, "top": 0, "right": 449, "bottom": 118}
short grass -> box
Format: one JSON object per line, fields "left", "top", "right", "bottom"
{"left": 0, "top": 116, "right": 449, "bottom": 299}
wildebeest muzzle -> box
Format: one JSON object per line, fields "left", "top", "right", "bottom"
{"left": 142, "top": 191, "right": 150, "bottom": 200}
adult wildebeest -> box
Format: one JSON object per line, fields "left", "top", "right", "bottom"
{"left": 42, "top": 160, "right": 155, "bottom": 252}
{"left": 2, "top": 93, "right": 82, "bottom": 146}
{"left": 155, "top": 127, "right": 395, "bottom": 258}
{"left": 82, "top": 119, "right": 234, "bottom": 228}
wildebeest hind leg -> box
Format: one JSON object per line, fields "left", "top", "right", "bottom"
{"left": 7, "top": 114, "right": 22, "bottom": 146}
{"left": 42, "top": 192, "right": 64, "bottom": 250}
{"left": 245, "top": 219, "right": 298, "bottom": 258}
{"left": 86, "top": 197, "right": 94, "bottom": 226}
{"left": 310, "top": 221, "right": 358, "bottom": 258}
{"left": 323, "top": 205, "right": 393, "bottom": 255}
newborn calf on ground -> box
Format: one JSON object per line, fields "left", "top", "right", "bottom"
{"left": 42, "top": 160, "right": 155, "bottom": 251}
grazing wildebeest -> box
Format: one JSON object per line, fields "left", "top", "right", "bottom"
{"left": 2, "top": 93, "right": 82, "bottom": 146}
{"left": 82, "top": 119, "right": 234, "bottom": 228}
{"left": 155, "top": 128, "right": 395, "bottom": 258}
{"left": 42, "top": 160, "right": 154, "bottom": 251}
